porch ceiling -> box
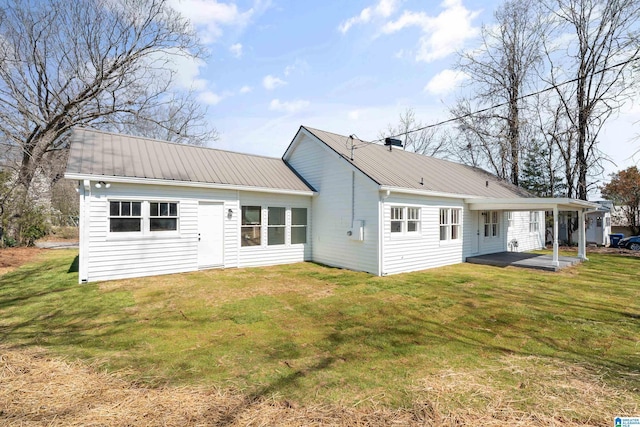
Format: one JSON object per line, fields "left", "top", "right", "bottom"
{"left": 464, "top": 197, "right": 599, "bottom": 212}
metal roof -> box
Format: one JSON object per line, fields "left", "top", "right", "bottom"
{"left": 66, "top": 128, "right": 314, "bottom": 193}
{"left": 299, "top": 126, "right": 532, "bottom": 199}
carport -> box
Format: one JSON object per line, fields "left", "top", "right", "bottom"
{"left": 464, "top": 198, "right": 600, "bottom": 268}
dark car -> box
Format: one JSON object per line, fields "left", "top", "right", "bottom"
{"left": 618, "top": 235, "right": 640, "bottom": 250}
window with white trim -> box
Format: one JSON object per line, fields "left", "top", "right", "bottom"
{"left": 241, "top": 206, "right": 262, "bottom": 246}
{"left": 109, "top": 201, "right": 142, "bottom": 232}
{"left": 484, "top": 211, "right": 499, "bottom": 238}
{"left": 440, "top": 208, "right": 462, "bottom": 241}
{"left": 407, "top": 207, "right": 420, "bottom": 232}
{"left": 268, "top": 207, "right": 286, "bottom": 245}
{"left": 529, "top": 211, "right": 540, "bottom": 233}
{"left": 391, "top": 206, "right": 420, "bottom": 234}
{"left": 451, "top": 208, "right": 461, "bottom": 240}
{"left": 507, "top": 211, "right": 514, "bottom": 228}
{"left": 391, "top": 207, "right": 403, "bottom": 233}
{"left": 150, "top": 202, "right": 178, "bottom": 231}
{"left": 291, "top": 208, "right": 307, "bottom": 244}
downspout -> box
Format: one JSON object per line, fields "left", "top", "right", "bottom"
{"left": 378, "top": 189, "right": 391, "bottom": 276}
{"left": 552, "top": 206, "right": 559, "bottom": 267}
{"left": 80, "top": 179, "right": 91, "bottom": 283}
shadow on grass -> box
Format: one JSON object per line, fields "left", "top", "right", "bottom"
{"left": 0, "top": 253, "right": 136, "bottom": 354}
{"left": 68, "top": 255, "right": 79, "bottom": 273}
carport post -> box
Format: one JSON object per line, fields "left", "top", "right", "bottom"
{"left": 578, "top": 209, "right": 588, "bottom": 260}
{"left": 552, "top": 206, "right": 559, "bottom": 267}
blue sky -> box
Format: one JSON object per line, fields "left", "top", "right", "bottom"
{"left": 168, "top": 0, "right": 640, "bottom": 179}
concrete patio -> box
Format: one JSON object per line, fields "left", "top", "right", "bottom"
{"left": 466, "top": 252, "right": 583, "bottom": 272}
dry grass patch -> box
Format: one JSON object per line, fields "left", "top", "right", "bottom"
{"left": 0, "top": 247, "right": 44, "bottom": 275}
{"left": 1, "top": 346, "right": 635, "bottom": 426}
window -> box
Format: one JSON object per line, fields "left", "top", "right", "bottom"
{"left": 391, "top": 207, "right": 403, "bottom": 233}
{"left": 484, "top": 211, "right": 499, "bottom": 238}
{"left": 150, "top": 202, "right": 178, "bottom": 231}
{"left": 451, "top": 208, "right": 461, "bottom": 240}
{"left": 439, "top": 208, "right": 449, "bottom": 240}
{"left": 529, "top": 211, "right": 540, "bottom": 233}
{"left": 596, "top": 216, "right": 602, "bottom": 227}
{"left": 440, "top": 208, "right": 462, "bottom": 241}
{"left": 241, "top": 206, "right": 261, "bottom": 246}
{"left": 291, "top": 208, "right": 307, "bottom": 244}
{"left": 507, "top": 211, "right": 514, "bottom": 228}
{"left": 407, "top": 207, "right": 420, "bottom": 232}
{"left": 268, "top": 207, "right": 286, "bottom": 245}
{"left": 109, "top": 201, "right": 142, "bottom": 232}
{"left": 391, "top": 207, "right": 420, "bottom": 234}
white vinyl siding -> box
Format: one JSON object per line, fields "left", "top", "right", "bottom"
{"left": 382, "top": 196, "right": 464, "bottom": 275}
{"left": 285, "top": 131, "right": 379, "bottom": 274}
{"left": 506, "top": 211, "right": 545, "bottom": 252}
{"left": 79, "top": 182, "right": 311, "bottom": 283}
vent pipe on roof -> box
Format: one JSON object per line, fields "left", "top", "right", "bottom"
{"left": 349, "top": 135, "right": 355, "bottom": 160}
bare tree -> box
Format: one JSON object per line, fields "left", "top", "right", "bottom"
{"left": 379, "top": 108, "right": 447, "bottom": 156}
{"left": 0, "top": 0, "right": 216, "bottom": 243}
{"left": 542, "top": 0, "right": 640, "bottom": 200}
{"left": 451, "top": 0, "right": 544, "bottom": 186}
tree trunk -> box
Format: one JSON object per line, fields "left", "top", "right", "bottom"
{"left": 4, "top": 135, "right": 49, "bottom": 244}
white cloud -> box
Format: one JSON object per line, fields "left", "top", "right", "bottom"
{"left": 348, "top": 110, "right": 361, "bottom": 120}
{"left": 239, "top": 85, "right": 252, "bottom": 94}
{"left": 263, "top": 74, "right": 286, "bottom": 90}
{"left": 169, "top": 0, "right": 260, "bottom": 43}
{"left": 198, "top": 91, "right": 224, "bottom": 105}
{"left": 269, "top": 99, "right": 310, "bottom": 113}
{"left": 339, "top": 0, "right": 400, "bottom": 33}
{"left": 229, "top": 43, "right": 243, "bottom": 58}
{"left": 424, "top": 69, "right": 468, "bottom": 95}
{"left": 382, "top": 0, "right": 481, "bottom": 62}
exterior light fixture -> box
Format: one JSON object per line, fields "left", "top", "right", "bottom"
{"left": 227, "top": 209, "right": 233, "bottom": 219}
{"left": 95, "top": 181, "right": 111, "bottom": 189}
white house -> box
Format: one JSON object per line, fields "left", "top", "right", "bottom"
{"left": 65, "top": 126, "right": 597, "bottom": 283}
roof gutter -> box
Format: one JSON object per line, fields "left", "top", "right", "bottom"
{"left": 64, "top": 173, "right": 317, "bottom": 196}
{"left": 464, "top": 197, "right": 600, "bottom": 211}
{"left": 379, "top": 186, "right": 480, "bottom": 200}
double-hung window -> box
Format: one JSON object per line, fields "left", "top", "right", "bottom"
{"left": 484, "top": 211, "right": 499, "bottom": 238}
{"left": 529, "top": 211, "right": 540, "bottom": 233}
{"left": 150, "top": 202, "right": 178, "bottom": 231}
{"left": 291, "top": 208, "right": 308, "bottom": 244}
{"left": 268, "top": 207, "right": 286, "bottom": 245}
{"left": 440, "top": 208, "right": 461, "bottom": 241}
{"left": 241, "top": 206, "right": 262, "bottom": 246}
{"left": 391, "top": 207, "right": 420, "bottom": 234}
{"left": 109, "top": 201, "right": 142, "bottom": 232}
{"left": 391, "top": 207, "right": 404, "bottom": 233}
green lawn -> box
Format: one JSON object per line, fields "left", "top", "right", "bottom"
{"left": 1, "top": 249, "right": 638, "bottom": 422}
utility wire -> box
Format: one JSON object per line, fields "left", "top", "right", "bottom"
{"left": 372, "top": 55, "right": 640, "bottom": 144}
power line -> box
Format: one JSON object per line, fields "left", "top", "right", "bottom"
{"left": 373, "top": 55, "right": 640, "bottom": 144}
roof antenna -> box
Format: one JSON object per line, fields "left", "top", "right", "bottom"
{"left": 420, "top": 177, "right": 424, "bottom": 185}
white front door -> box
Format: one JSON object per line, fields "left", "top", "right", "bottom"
{"left": 198, "top": 202, "right": 224, "bottom": 268}
{"left": 471, "top": 211, "right": 480, "bottom": 254}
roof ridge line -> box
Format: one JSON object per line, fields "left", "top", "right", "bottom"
{"left": 73, "top": 127, "right": 285, "bottom": 162}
